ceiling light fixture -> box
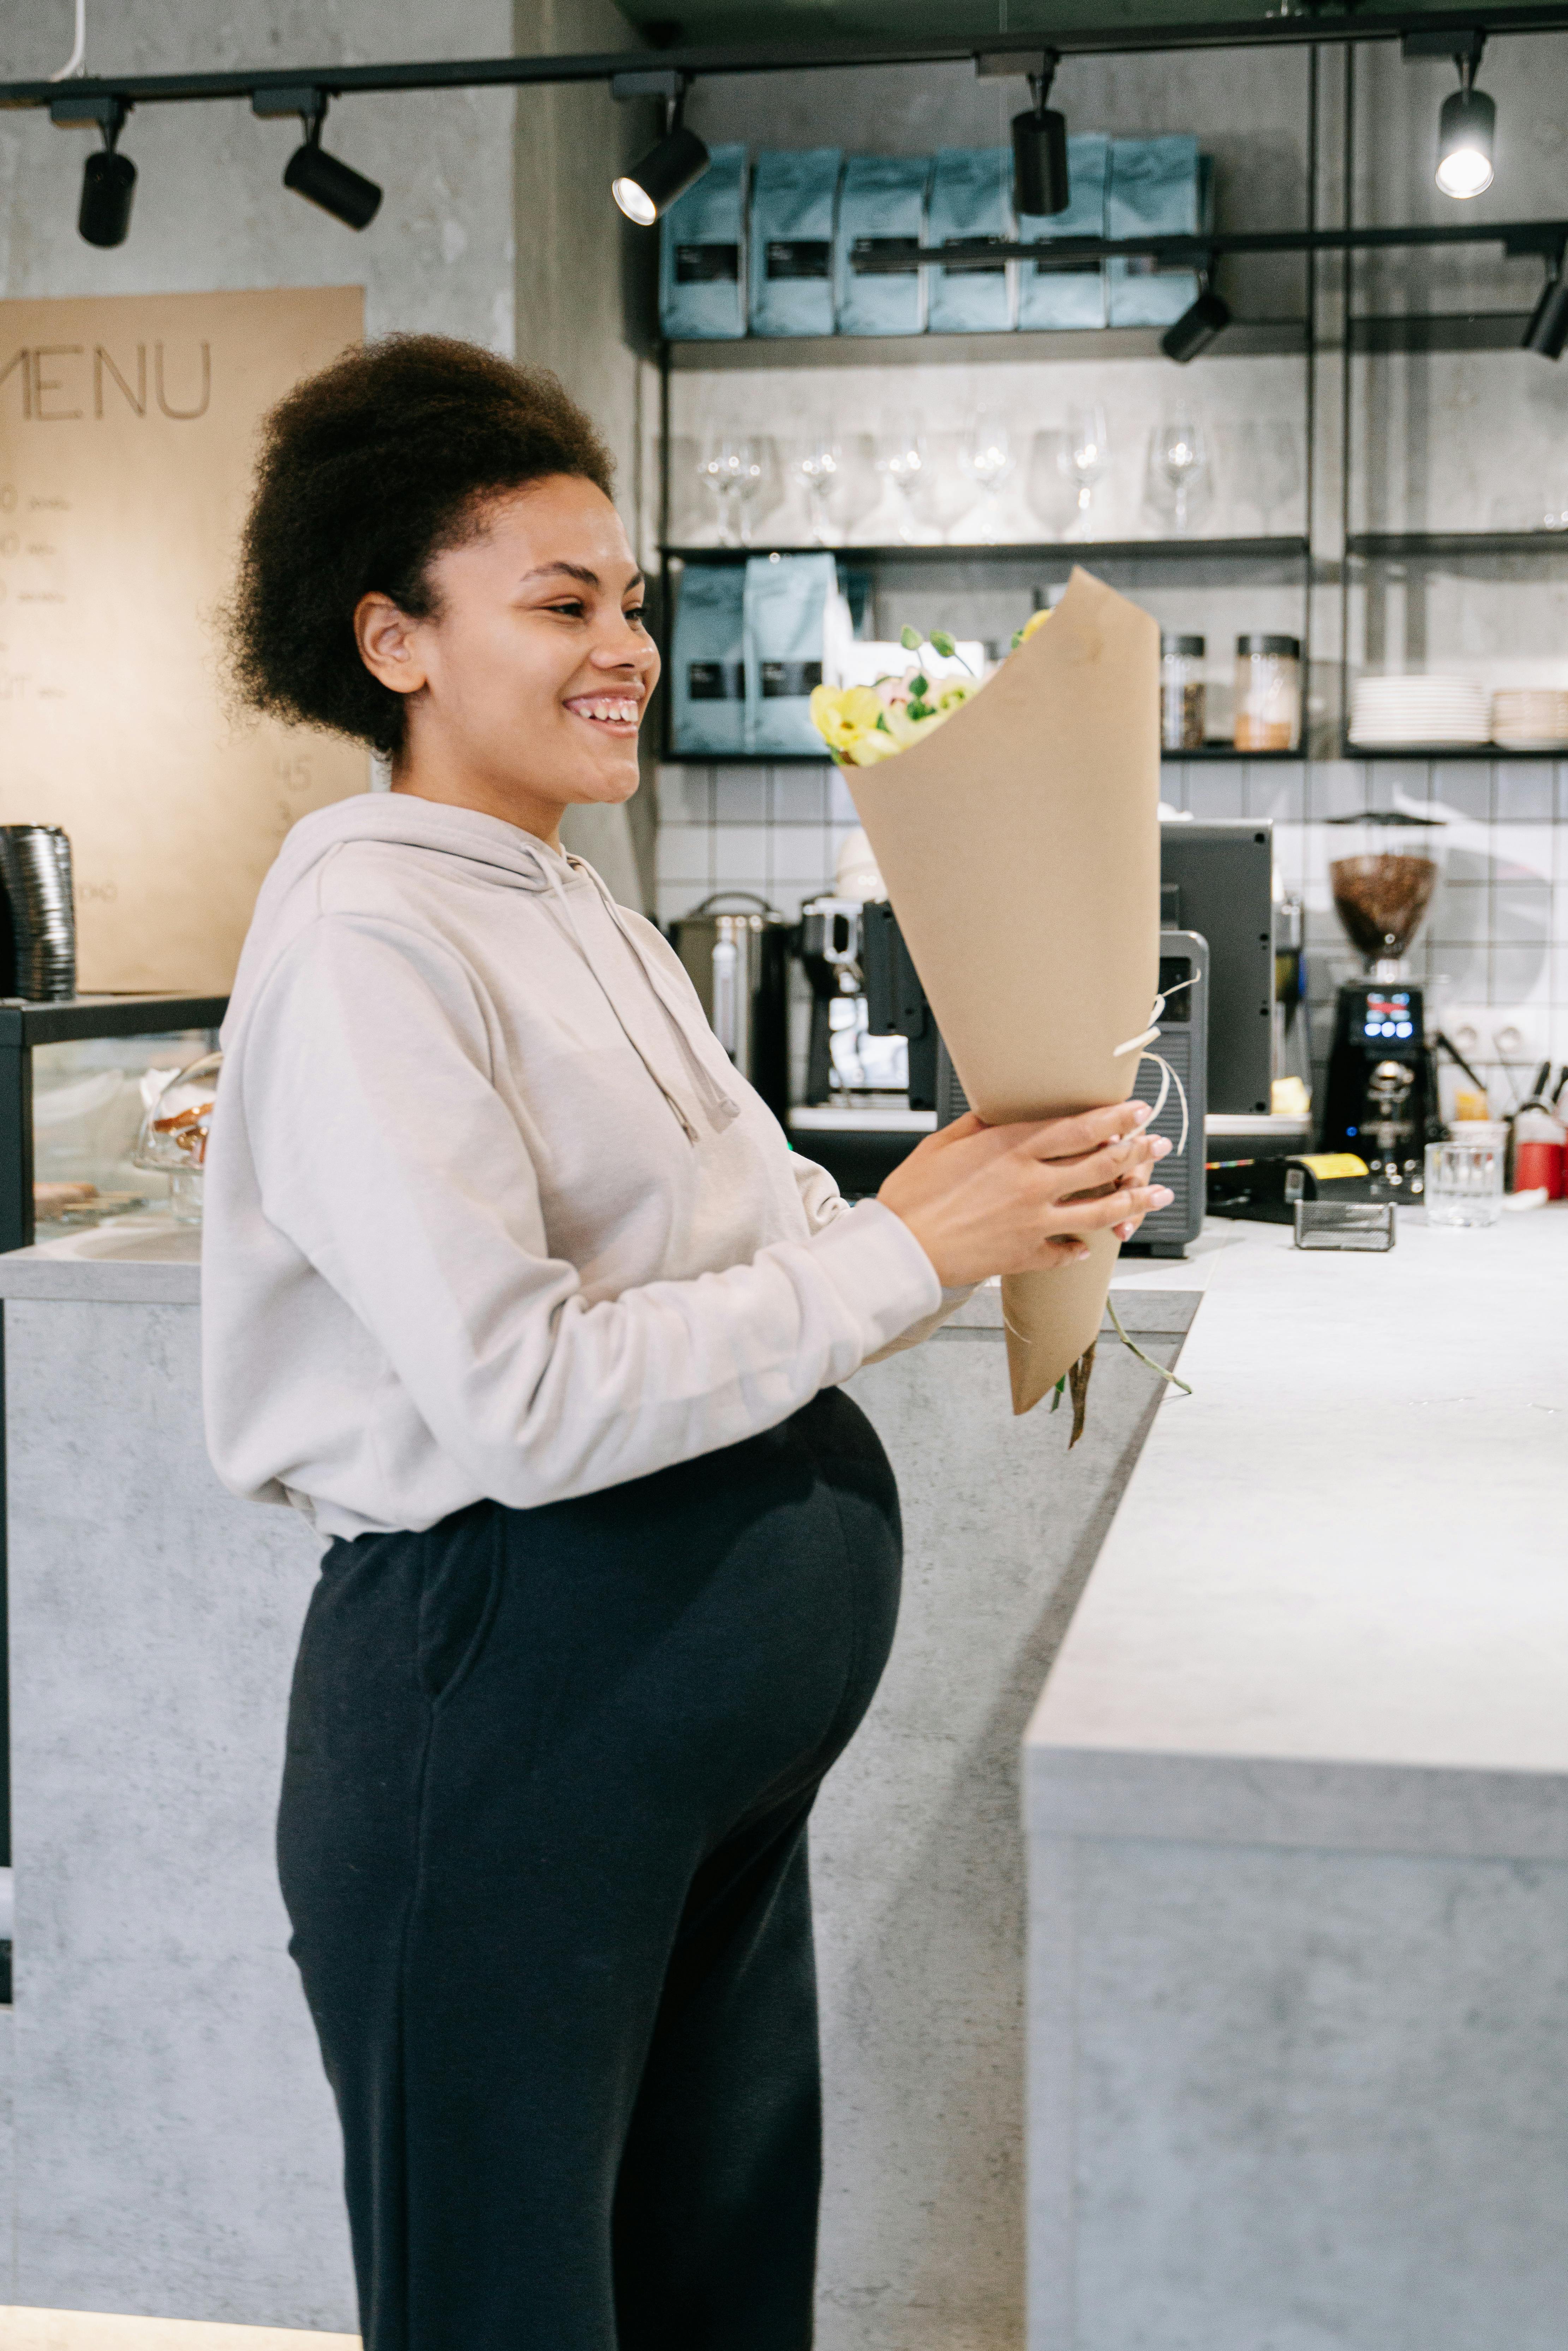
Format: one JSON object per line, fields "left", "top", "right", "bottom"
{"left": 1161, "top": 282, "right": 1230, "bottom": 363}
{"left": 49, "top": 91, "right": 135, "bottom": 248}
{"left": 1523, "top": 243, "right": 1568, "bottom": 358}
{"left": 610, "top": 71, "right": 710, "bottom": 226}
{"left": 1403, "top": 29, "right": 1497, "bottom": 201}
{"left": 253, "top": 86, "right": 382, "bottom": 230}
{"left": 1012, "top": 50, "right": 1070, "bottom": 219}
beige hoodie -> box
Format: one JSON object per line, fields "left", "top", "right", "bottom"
{"left": 202, "top": 794, "right": 954, "bottom": 1540}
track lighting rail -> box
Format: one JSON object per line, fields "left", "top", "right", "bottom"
{"left": 5, "top": 3, "right": 1568, "bottom": 115}
{"left": 850, "top": 219, "right": 1568, "bottom": 272}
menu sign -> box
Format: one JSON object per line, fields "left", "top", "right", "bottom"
{"left": 0, "top": 285, "right": 365, "bottom": 992}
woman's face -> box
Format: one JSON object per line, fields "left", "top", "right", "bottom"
{"left": 355, "top": 475, "right": 660, "bottom": 836}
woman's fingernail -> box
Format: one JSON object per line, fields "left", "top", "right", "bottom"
{"left": 1076, "top": 1244, "right": 1092, "bottom": 1260}
{"left": 1152, "top": 1186, "right": 1175, "bottom": 1207}
{"left": 1114, "top": 1221, "right": 1134, "bottom": 1240}
{"left": 1151, "top": 1134, "right": 1173, "bottom": 1157}
{"left": 1131, "top": 1101, "right": 1154, "bottom": 1125}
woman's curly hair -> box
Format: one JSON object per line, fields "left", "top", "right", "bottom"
{"left": 227, "top": 333, "right": 616, "bottom": 759}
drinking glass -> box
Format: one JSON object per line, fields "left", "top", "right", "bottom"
{"left": 956, "top": 408, "right": 1015, "bottom": 543}
{"left": 1026, "top": 430, "right": 1079, "bottom": 538}
{"left": 875, "top": 419, "right": 928, "bottom": 544}
{"left": 1249, "top": 420, "right": 1301, "bottom": 533}
{"left": 794, "top": 435, "right": 843, "bottom": 546}
{"left": 1067, "top": 405, "right": 1111, "bottom": 530}
{"left": 1147, "top": 419, "right": 1208, "bottom": 535}
{"left": 1424, "top": 1133, "right": 1505, "bottom": 1227}
{"left": 698, "top": 435, "right": 765, "bottom": 547}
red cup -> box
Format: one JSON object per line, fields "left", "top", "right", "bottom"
{"left": 1513, "top": 1137, "right": 1565, "bottom": 1198}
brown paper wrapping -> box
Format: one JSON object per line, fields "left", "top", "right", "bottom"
{"left": 843, "top": 567, "right": 1160, "bottom": 1413}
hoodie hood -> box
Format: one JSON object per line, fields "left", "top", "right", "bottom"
{"left": 226, "top": 791, "right": 739, "bottom": 1142}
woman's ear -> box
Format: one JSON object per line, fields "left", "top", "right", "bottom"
{"left": 354, "top": 593, "right": 428, "bottom": 698}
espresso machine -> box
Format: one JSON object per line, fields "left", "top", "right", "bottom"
{"left": 1318, "top": 818, "right": 1444, "bottom": 1195}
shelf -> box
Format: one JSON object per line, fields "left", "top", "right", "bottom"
{"left": 663, "top": 536, "right": 1310, "bottom": 568}
{"left": 1347, "top": 531, "right": 1568, "bottom": 560}
{"left": 659, "top": 746, "right": 1301, "bottom": 766}
{"left": 667, "top": 322, "right": 1307, "bottom": 371}
{"left": 1343, "top": 742, "right": 1568, "bottom": 761}
{"left": 1348, "top": 313, "right": 1534, "bottom": 355}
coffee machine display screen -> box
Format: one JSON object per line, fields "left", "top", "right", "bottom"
{"left": 1362, "top": 991, "right": 1415, "bottom": 1042}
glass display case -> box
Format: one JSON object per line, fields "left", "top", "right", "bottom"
{"left": 0, "top": 995, "right": 228, "bottom": 1254}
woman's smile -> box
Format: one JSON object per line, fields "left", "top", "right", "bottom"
{"left": 563, "top": 687, "right": 644, "bottom": 736}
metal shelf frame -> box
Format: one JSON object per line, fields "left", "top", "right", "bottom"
{"left": 662, "top": 537, "right": 1311, "bottom": 568}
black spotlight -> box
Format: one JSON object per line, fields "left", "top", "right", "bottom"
{"left": 80, "top": 141, "right": 136, "bottom": 249}
{"left": 1404, "top": 29, "right": 1498, "bottom": 198}
{"left": 612, "top": 83, "right": 710, "bottom": 226}
{"left": 282, "top": 103, "right": 382, "bottom": 231}
{"left": 1161, "top": 286, "right": 1231, "bottom": 363}
{"left": 1524, "top": 258, "right": 1568, "bottom": 359}
{"left": 50, "top": 93, "right": 136, "bottom": 248}
{"left": 1012, "top": 52, "right": 1070, "bottom": 218}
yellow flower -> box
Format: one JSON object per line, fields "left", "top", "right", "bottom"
{"left": 810, "top": 684, "right": 885, "bottom": 757}
{"left": 844, "top": 729, "right": 903, "bottom": 765}
{"left": 1020, "top": 606, "right": 1052, "bottom": 644}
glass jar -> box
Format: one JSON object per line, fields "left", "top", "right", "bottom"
{"left": 1233, "top": 633, "right": 1301, "bottom": 752}
{"left": 1160, "top": 634, "right": 1206, "bottom": 752}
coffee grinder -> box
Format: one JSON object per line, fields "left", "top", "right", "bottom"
{"left": 1318, "top": 815, "right": 1444, "bottom": 1195}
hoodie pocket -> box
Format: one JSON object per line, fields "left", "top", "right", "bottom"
{"left": 415, "top": 1502, "right": 506, "bottom": 1704}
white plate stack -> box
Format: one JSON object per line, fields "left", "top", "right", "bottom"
{"left": 1490, "top": 688, "right": 1568, "bottom": 750}
{"left": 1348, "top": 675, "right": 1490, "bottom": 748}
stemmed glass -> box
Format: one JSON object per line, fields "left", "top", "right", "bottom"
{"left": 1067, "top": 406, "right": 1111, "bottom": 532}
{"left": 875, "top": 419, "right": 928, "bottom": 544}
{"left": 794, "top": 435, "right": 842, "bottom": 546}
{"left": 957, "top": 409, "right": 1015, "bottom": 543}
{"left": 1250, "top": 421, "right": 1301, "bottom": 535}
{"left": 698, "top": 435, "right": 765, "bottom": 547}
{"left": 1148, "top": 419, "right": 1208, "bottom": 535}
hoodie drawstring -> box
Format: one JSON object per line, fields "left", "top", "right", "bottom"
{"left": 527, "top": 850, "right": 740, "bottom": 1144}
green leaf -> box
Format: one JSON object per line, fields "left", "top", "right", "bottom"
{"left": 909, "top": 673, "right": 928, "bottom": 698}
{"left": 1050, "top": 1377, "right": 1065, "bottom": 1412}
{"left": 900, "top": 623, "right": 922, "bottom": 651}
{"left": 930, "top": 630, "right": 956, "bottom": 658}
{"left": 1010, "top": 626, "right": 1025, "bottom": 651}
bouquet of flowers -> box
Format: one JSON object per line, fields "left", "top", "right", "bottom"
{"left": 810, "top": 571, "right": 1161, "bottom": 1424}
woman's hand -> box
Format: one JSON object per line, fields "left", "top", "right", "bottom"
{"left": 878, "top": 1103, "right": 1174, "bottom": 1289}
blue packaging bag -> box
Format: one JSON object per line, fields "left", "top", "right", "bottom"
{"left": 1106, "top": 135, "right": 1208, "bottom": 328}
{"left": 927, "top": 147, "right": 1015, "bottom": 334}
{"left": 1017, "top": 132, "right": 1109, "bottom": 330}
{"left": 744, "top": 552, "right": 837, "bottom": 755}
{"left": 670, "top": 563, "right": 747, "bottom": 757}
{"left": 834, "top": 154, "right": 930, "bottom": 336}
{"left": 749, "top": 150, "right": 843, "bottom": 338}
{"left": 659, "top": 144, "right": 748, "bottom": 340}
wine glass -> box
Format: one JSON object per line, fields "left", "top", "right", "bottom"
{"left": 956, "top": 409, "right": 1015, "bottom": 543}
{"left": 794, "top": 435, "right": 842, "bottom": 546}
{"left": 1250, "top": 420, "right": 1301, "bottom": 535}
{"left": 875, "top": 419, "right": 928, "bottom": 544}
{"left": 1067, "top": 405, "right": 1111, "bottom": 532}
{"left": 698, "top": 435, "right": 765, "bottom": 548}
{"left": 1147, "top": 419, "right": 1208, "bottom": 535}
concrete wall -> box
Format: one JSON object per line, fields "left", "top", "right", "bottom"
{"left": 0, "top": 2, "right": 516, "bottom": 346}
{"left": 512, "top": 0, "right": 662, "bottom": 906}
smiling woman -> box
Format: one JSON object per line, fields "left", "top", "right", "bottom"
{"left": 205, "top": 332, "right": 1167, "bottom": 2351}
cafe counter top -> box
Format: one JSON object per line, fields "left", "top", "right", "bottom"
{"left": 1024, "top": 1200, "right": 1568, "bottom": 2351}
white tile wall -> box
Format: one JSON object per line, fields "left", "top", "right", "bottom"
{"left": 656, "top": 753, "right": 1568, "bottom": 1113}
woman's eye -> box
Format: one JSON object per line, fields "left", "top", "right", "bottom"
{"left": 546, "top": 599, "right": 587, "bottom": 618}
{"left": 626, "top": 605, "right": 647, "bottom": 627}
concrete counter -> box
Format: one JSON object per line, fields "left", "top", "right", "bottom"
{"left": 1026, "top": 1205, "right": 1568, "bottom": 2351}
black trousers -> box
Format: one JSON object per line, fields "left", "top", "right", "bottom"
{"left": 277, "top": 1387, "right": 902, "bottom": 2351}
